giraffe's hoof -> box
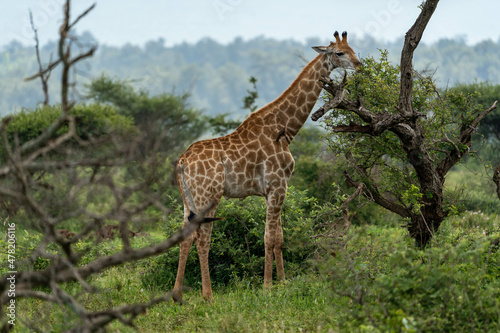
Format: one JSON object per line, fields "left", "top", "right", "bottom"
{"left": 172, "top": 290, "right": 183, "bottom": 304}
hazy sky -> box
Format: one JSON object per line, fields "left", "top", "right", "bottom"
{"left": 2, "top": 0, "right": 499, "bottom": 49}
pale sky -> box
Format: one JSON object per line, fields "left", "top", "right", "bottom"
{"left": 1, "top": 0, "right": 499, "bottom": 49}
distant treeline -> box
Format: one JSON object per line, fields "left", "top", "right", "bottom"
{"left": 1, "top": 32, "right": 499, "bottom": 117}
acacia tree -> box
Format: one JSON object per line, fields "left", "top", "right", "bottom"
{"left": 313, "top": 0, "right": 498, "bottom": 246}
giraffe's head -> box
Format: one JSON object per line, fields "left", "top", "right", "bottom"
{"left": 312, "top": 31, "right": 362, "bottom": 70}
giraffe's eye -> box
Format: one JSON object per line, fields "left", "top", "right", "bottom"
{"left": 335, "top": 52, "right": 345, "bottom": 57}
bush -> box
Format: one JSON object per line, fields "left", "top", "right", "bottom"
{"left": 325, "top": 212, "right": 500, "bottom": 332}
{"left": 4, "top": 103, "right": 134, "bottom": 145}
{"left": 140, "top": 187, "right": 341, "bottom": 290}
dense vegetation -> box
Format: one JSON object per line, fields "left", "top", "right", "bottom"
{"left": 319, "top": 49, "right": 498, "bottom": 246}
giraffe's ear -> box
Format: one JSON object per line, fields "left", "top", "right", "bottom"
{"left": 312, "top": 46, "right": 333, "bottom": 54}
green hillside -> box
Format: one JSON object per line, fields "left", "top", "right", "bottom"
{"left": 2, "top": 33, "right": 500, "bottom": 117}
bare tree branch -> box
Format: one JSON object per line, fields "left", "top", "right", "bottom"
{"left": 28, "top": 10, "right": 50, "bottom": 105}
{"left": 68, "top": 3, "right": 96, "bottom": 31}
{"left": 311, "top": 73, "right": 347, "bottom": 121}
{"left": 71, "top": 293, "right": 175, "bottom": 333}
{"left": 24, "top": 59, "right": 62, "bottom": 82}
{"left": 343, "top": 169, "right": 410, "bottom": 219}
{"left": 0, "top": 1, "right": 191, "bottom": 331}
{"left": 58, "top": 0, "right": 97, "bottom": 113}
{"left": 329, "top": 124, "right": 373, "bottom": 133}
{"left": 398, "top": 0, "right": 439, "bottom": 116}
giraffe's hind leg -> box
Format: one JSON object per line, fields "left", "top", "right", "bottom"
{"left": 264, "top": 187, "right": 287, "bottom": 288}
{"left": 173, "top": 206, "right": 195, "bottom": 301}
{"left": 193, "top": 203, "right": 219, "bottom": 301}
{"left": 172, "top": 202, "right": 220, "bottom": 302}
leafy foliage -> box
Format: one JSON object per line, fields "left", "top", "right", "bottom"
{"left": 3, "top": 103, "right": 134, "bottom": 148}
{"left": 325, "top": 212, "right": 500, "bottom": 332}
{"left": 241, "top": 76, "right": 259, "bottom": 112}
{"left": 323, "top": 50, "right": 489, "bottom": 222}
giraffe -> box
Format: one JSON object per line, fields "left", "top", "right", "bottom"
{"left": 173, "top": 31, "right": 362, "bottom": 300}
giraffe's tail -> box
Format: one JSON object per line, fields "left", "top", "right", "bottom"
{"left": 177, "top": 162, "right": 224, "bottom": 224}
{"left": 177, "top": 162, "right": 197, "bottom": 214}
{"left": 187, "top": 211, "right": 224, "bottom": 224}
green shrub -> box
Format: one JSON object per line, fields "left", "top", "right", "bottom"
{"left": 4, "top": 103, "right": 134, "bottom": 144}
{"left": 326, "top": 213, "right": 500, "bottom": 332}
{"left": 140, "top": 187, "right": 341, "bottom": 290}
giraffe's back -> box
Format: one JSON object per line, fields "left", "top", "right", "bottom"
{"left": 177, "top": 129, "right": 295, "bottom": 202}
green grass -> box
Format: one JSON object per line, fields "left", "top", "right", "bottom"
{"left": 136, "top": 276, "right": 343, "bottom": 332}
{"left": 17, "top": 270, "right": 344, "bottom": 332}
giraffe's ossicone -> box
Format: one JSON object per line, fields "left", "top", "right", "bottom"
{"left": 173, "top": 31, "right": 362, "bottom": 301}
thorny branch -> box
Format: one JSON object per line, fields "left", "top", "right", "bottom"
{"left": 398, "top": 0, "right": 439, "bottom": 116}
{"left": 0, "top": 1, "right": 199, "bottom": 331}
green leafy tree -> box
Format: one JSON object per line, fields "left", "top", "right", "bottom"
{"left": 317, "top": 0, "right": 498, "bottom": 247}
{"left": 3, "top": 104, "right": 133, "bottom": 147}
{"left": 86, "top": 74, "right": 207, "bottom": 155}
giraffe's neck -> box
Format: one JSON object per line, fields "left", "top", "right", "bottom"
{"left": 237, "top": 53, "right": 335, "bottom": 143}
